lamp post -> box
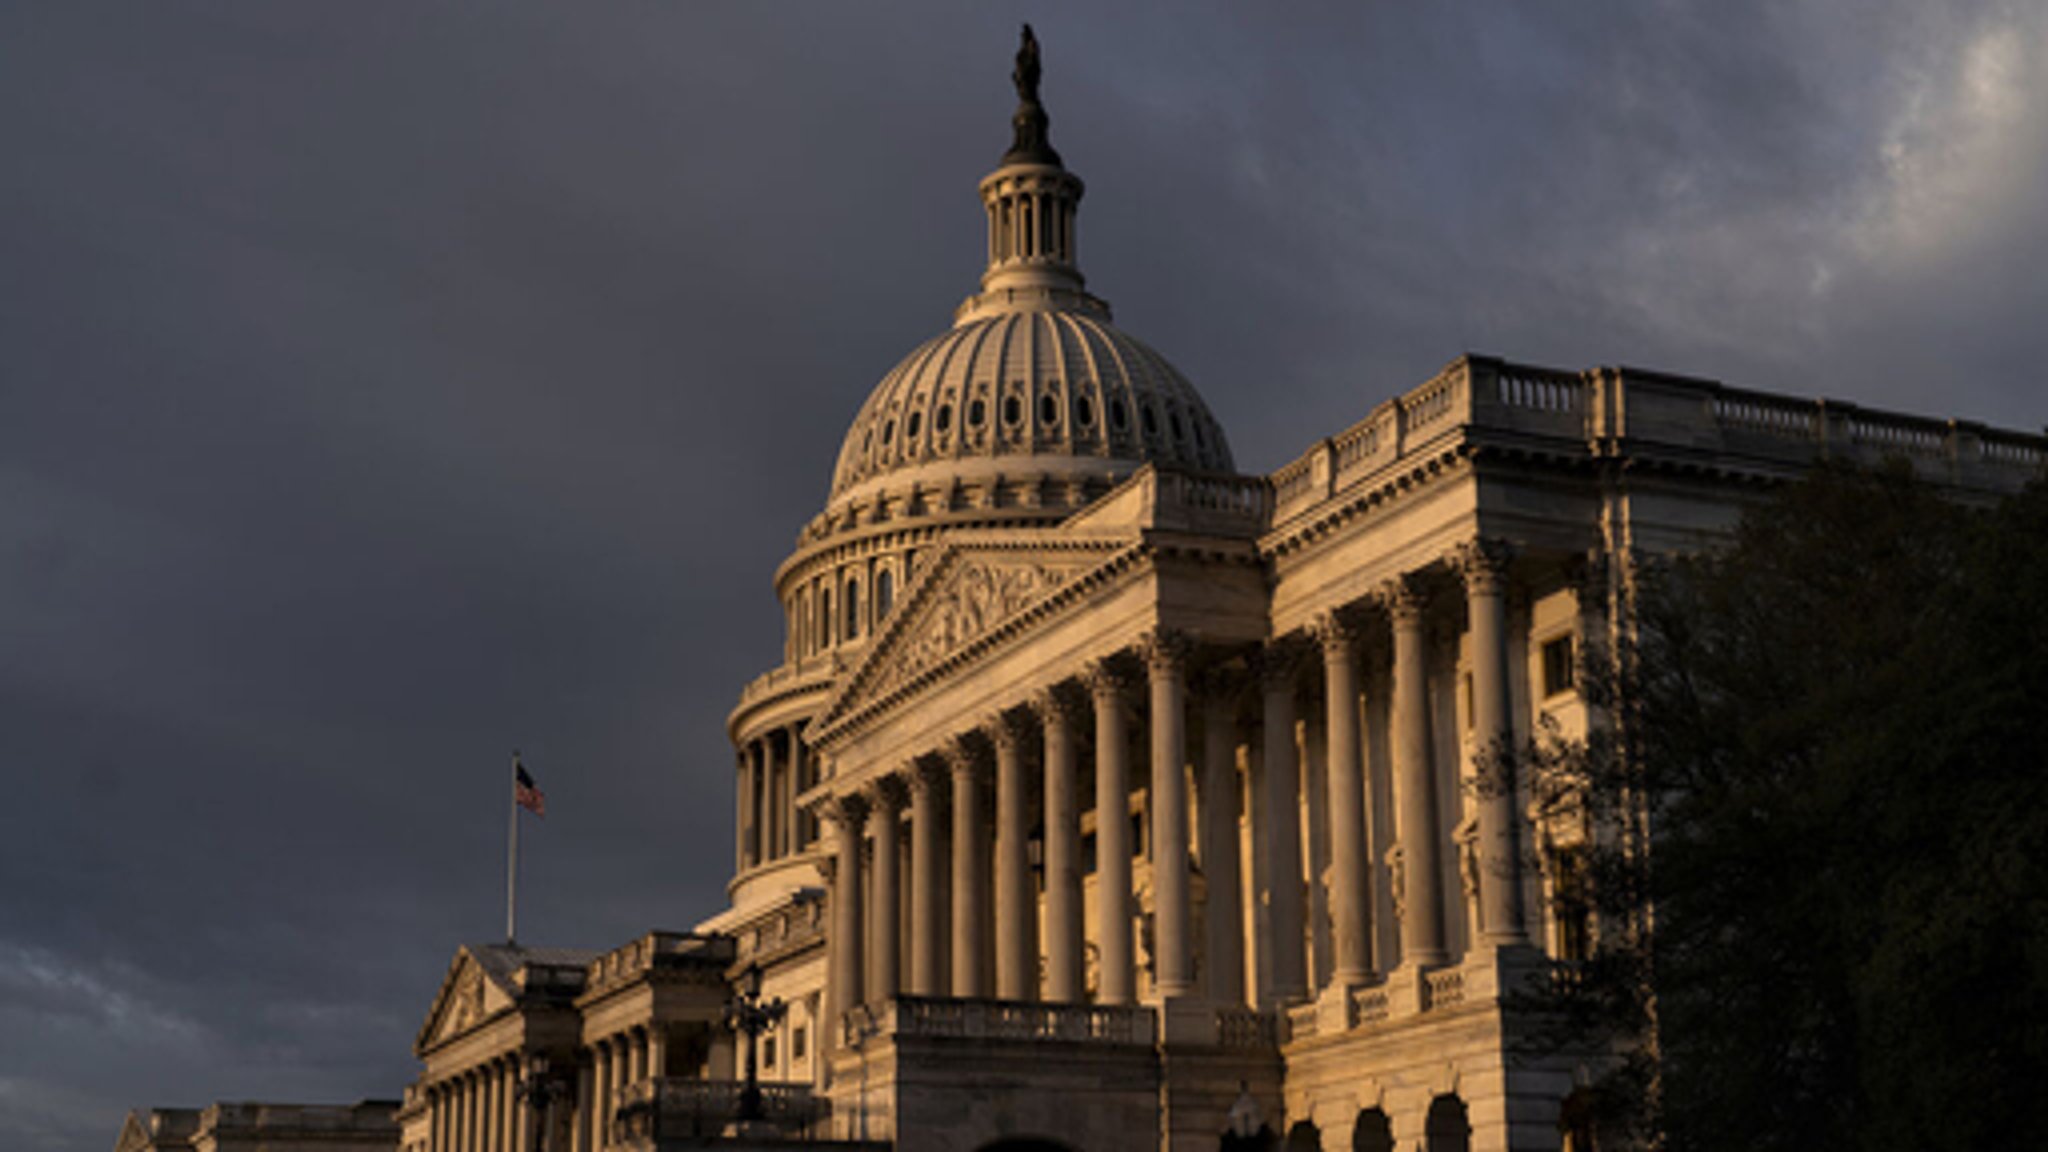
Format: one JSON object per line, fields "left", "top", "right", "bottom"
{"left": 722, "top": 963, "right": 787, "bottom": 1126}
{"left": 517, "top": 1052, "right": 564, "bottom": 1152}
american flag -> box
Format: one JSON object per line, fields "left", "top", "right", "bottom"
{"left": 515, "top": 761, "right": 546, "bottom": 817}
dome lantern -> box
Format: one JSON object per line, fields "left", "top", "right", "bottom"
{"left": 958, "top": 25, "right": 1103, "bottom": 324}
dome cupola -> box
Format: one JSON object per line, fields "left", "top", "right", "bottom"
{"left": 818, "top": 26, "right": 1233, "bottom": 535}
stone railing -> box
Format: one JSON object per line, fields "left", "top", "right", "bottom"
{"left": 1266, "top": 355, "right": 2048, "bottom": 530}
{"left": 615, "top": 1078, "right": 828, "bottom": 1144}
{"left": 1347, "top": 985, "right": 1391, "bottom": 1027}
{"left": 585, "top": 931, "right": 730, "bottom": 994}
{"left": 1284, "top": 1000, "right": 1320, "bottom": 1042}
{"left": 735, "top": 655, "right": 842, "bottom": 712}
{"left": 195, "top": 1103, "right": 399, "bottom": 1141}
{"left": 735, "top": 894, "right": 828, "bottom": 964}
{"left": 1215, "top": 1005, "right": 1280, "bottom": 1049}
{"left": 1423, "top": 968, "right": 1466, "bottom": 1010}
{"left": 877, "top": 996, "right": 1157, "bottom": 1046}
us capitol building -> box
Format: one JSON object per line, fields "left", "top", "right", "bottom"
{"left": 121, "top": 29, "right": 2048, "bottom": 1152}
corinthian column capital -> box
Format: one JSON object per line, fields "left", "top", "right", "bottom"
{"left": 1081, "top": 655, "right": 1137, "bottom": 702}
{"left": 1377, "top": 572, "right": 1431, "bottom": 625}
{"left": 1310, "top": 609, "right": 1360, "bottom": 656}
{"left": 1450, "top": 538, "right": 1515, "bottom": 594}
{"left": 1028, "top": 682, "right": 1088, "bottom": 726}
{"left": 982, "top": 708, "right": 1033, "bottom": 750}
{"left": 864, "top": 773, "right": 908, "bottom": 814}
{"left": 820, "top": 791, "right": 869, "bottom": 830}
{"left": 1139, "top": 627, "right": 1195, "bottom": 676}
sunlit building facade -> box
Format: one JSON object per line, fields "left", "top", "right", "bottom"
{"left": 383, "top": 33, "right": 2048, "bottom": 1152}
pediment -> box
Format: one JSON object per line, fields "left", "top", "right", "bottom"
{"left": 413, "top": 947, "right": 516, "bottom": 1054}
{"left": 817, "top": 535, "right": 1135, "bottom": 736}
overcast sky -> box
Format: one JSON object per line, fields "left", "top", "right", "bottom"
{"left": 3, "top": 4, "right": 2045, "bottom": 1149}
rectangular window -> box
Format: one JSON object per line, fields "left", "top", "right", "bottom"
{"left": 792, "top": 1026, "right": 807, "bottom": 1060}
{"left": 1542, "top": 635, "right": 1576, "bottom": 699}
{"left": 1460, "top": 671, "right": 1475, "bottom": 732}
{"left": 1552, "top": 848, "right": 1593, "bottom": 963}
{"left": 762, "top": 1035, "right": 778, "bottom": 1072}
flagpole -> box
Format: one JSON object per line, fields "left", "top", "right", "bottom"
{"left": 507, "top": 750, "right": 520, "bottom": 945}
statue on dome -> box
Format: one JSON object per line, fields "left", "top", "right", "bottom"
{"left": 1013, "top": 23, "right": 1042, "bottom": 105}
{"left": 1004, "top": 23, "right": 1062, "bottom": 166}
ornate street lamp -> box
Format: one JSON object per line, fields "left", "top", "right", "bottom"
{"left": 517, "top": 1052, "right": 565, "bottom": 1152}
{"left": 722, "top": 963, "right": 787, "bottom": 1125}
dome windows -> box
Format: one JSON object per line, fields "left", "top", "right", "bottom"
{"left": 881, "top": 419, "right": 896, "bottom": 447}
{"left": 1076, "top": 395, "right": 1096, "bottom": 427}
{"left": 1110, "top": 398, "right": 1129, "bottom": 432}
{"left": 969, "top": 398, "right": 988, "bottom": 428}
{"left": 1170, "top": 411, "right": 1186, "bottom": 442}
{"left": 875, "top": 568, "right": 895, "bottom": 621}
{"left": 844, "top": 576, "right": 862, "bottom": 641}
{"left": 1141, "top": 405, "right": 1159, "bottom": 438}
{"left": 907, "top": 411, "right": 923, "bottom": 439}
{"left": 936, "top": 404, "right": 953, "bottom": 434}
{"left": 1039, "top": 393, "right": 1061, "bottom": 428}
{"left": 1003, "top": 395, "right": 1023, "bottom": 427}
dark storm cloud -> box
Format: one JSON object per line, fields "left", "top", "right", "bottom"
{"left": 3, "top": 4, "right": 2044, "bottom": 1149}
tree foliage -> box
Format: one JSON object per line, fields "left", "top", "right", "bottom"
{"left": 1514, "top": 464, "right": 2048, "bottom": 1151}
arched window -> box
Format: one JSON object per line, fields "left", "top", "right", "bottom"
{"left": 1353, "top": 1109, "right": 1394, "bottom": 1152}
{"left": 818, "top": 587, "right": 833, "bottom": 650}
{"left": 844, "top": 577, "right": 861, "bottom": 641}
{"left": 876, "top": 568, "right": 895, "bottom": 621}
{"left": 1286, "top": 1121, "right": 1321, "bottom": 1152}
{"left": 1425, "top": 1096, "right": 1471, "bottom": 1152}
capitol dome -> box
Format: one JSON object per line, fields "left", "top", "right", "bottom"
{"left": 817, "top": 36, "right": 1232, "bottom": 528}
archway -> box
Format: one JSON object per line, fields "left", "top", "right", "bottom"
{"left": 1424, "top": 1096, "right": 1470, "bottom": 1152}
{"left": 1285, "top": 1119, "right": 1320, "bottom": 1152}
{"left": 1351, "top": 1107, "right": 1394, "bottom": 1152}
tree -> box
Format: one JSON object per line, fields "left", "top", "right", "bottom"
{"left": 1506, "top": 463, "right": 2048, "bottom": 1151}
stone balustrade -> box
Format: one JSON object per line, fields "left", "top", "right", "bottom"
{"left": 1215, "top": 1006, "right": 1280, "bottom": 1049}
{"left": 614, "top": 1078, "right": 829, "bottom": 1144}
{"left": 872, "top": 996, "right": 1158, "bottom": 1046}
{"left": 584, "top": 931, "right": 729, "bottom": 995}
{"left": 1268, "top": 354, "right": 2048, "bottom": 527}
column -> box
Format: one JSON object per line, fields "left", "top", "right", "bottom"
{"left": 991, "top": 712, "right": 1035, "bottom": 1000}
{"left": 463, "top": 1073, "right": 477, "bottom": 1152}
{"left": 948, "top": 739, "right": 987, "bottom": 997}
{"left": 1260, "top": 645, "right": 1309, "bottom": 1001}
{"left": 647, "top": 1026, "right": 667, "bottom": 1082}
{"left": 867, "top": 777, "right": 904, "bottom": 1003}
{"left": 1200, "top": 680, "right": 1245, "bottom": 1004}
{"left": 629, "top": 1031, "right": 647, "bottom": 1085}
{"left": 591, "top": 1042, "right": 610, "bottom": 1151}
{"left": 572, "top": 1056, "right": 593, "bottom": 1152}
{"left": 789, "top": 724, "right": 810, "bottom": 849}
{"left": 1386, "top": 576, "right": 1449, "bottom": 965}
{"left": 429, "top": 1086, "right": 442, "bottom": 1152}
{"left": 908, "top": 761, "right": 944, "bottom": 995}
{"left": 1146, "top": 630, "right": 1196, "bottom": 998}
{"left": 1087, "top": 659, "right": 1135, "bottom": 1004}
{"left": 1458, "top": 540, "right": 1528, "bottom": 945}
{"left": 747, "top": 744, "right": 764, "bottom": 868}
{"left": 481, "top": 1064, "right": 497, "bottom": 1152}
{"left": 1316, "top": 612, "right": 1373, "bottom": 985}
{"left": 1036, "top": 688, "right": 1084, "bottom": 1002}
{"left": 754, "top": 741, "right": 772, "bottom": 864}
{"left": 828, "top": 794, "right": 870, "bottom": 1034}
{"left": 745, "top": 750, "right": 761, "bottom": 865}
{"left": 503, "top": 1061, "right": 521, "bottom": 1152}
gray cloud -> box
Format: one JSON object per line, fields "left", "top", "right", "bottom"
{"left": 3, "top": 4, "right": 2044, "bottom": 1150}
